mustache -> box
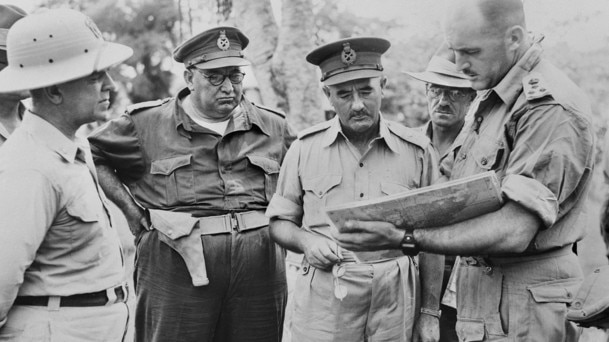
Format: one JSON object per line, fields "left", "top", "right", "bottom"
{"left": 349, "top": 109, "right": 371, "bottom": 117}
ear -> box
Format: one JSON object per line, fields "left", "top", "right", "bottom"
{"left": 380, "top": 76, "right": 388, "bottom": 97}
{"left": 322, "top": 85, "right": 331, "bottom": 99}
{"left": 505, "top": 25, "right": 525, "bottom": 52}
{"left": 184, "top": 69, "right": 194, "bottom": 91}
{"left": 44, "top": 85, "right": 63, "bottom": 105}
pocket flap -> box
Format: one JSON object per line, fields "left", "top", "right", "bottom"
{"left": 66, "top": 196, "right": 100, "bottom": 223}
{"left": 150, "top": 154, "right": 192, "bottom": 175}
{"left": 380, "top": 181, "right": 411, "bottom": 195}
{"left": 149, "top": 209, "right": 198, "bottom": 240}
{"left": 456, "top": 319, "right": 485, "bottom": 342}
{"left": 527, "top": 278, "right": 581, "bottom": 303}
{"left": 247, "top": 155, "right": 280, "bottom": 174}
{"left": 302, "top": 174, "right": 342, "bottom": 198}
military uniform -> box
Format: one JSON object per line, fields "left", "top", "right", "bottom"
{"left": 267, "top": 116, "right": 439, "bottom": 341}
{"left": 443, "top": 42, "right": 594, "bottom": 341}
{"left": 89, "top": 87, "right": 293, "bottom": 342}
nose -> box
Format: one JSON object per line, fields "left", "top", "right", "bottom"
{"left": 102, "top": 71, "right": 117, "bottom": 92}
{"left": 454, "top": 52, "right": 470, "bottom": 73}
{"left": 438, "top": 90, "right": 451, "bottom": 103}
{"left": 219, "top": 76, "right": 234, "bottom": 93}
{"left": 351, "top": 93, "right": 365, "bottom": 111}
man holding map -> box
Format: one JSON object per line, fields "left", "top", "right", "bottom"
{"left": 332, "top": 0, "right": 595, "bottom": 341}
{"left": 266, "top": 37, "right": 443, "bottom": 341}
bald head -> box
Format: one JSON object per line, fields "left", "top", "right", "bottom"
{"left": 446, "top": 0, "right": 525, "bottom": 37}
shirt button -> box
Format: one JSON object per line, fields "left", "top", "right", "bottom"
{"left": 359, "top": 193, "right": 364, "bottom": 198}
{"left": 318, "top": 191, "right": 323, "bottom": 196}
{"left": 359, "top": 163, "right": 364, "bottom": 167}
{"left": 481, "top": 157, "right": 488, "bottom": 166}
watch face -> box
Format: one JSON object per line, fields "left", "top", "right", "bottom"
{"left": 401, "top": 231, "right": 419, "bottom": 256}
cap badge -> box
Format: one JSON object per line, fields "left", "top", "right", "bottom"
{"left": 341, "top": 42, "right": 357, "bottom": 65}
{"left": 217, "top": 30, "right": 230, "bottom": 51}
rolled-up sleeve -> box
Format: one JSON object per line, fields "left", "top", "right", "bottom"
{"left": 0, "top": 170, "right": 55, "bottom": 328}
{"left": 502, "top": 104, "right": 594, "bottom": 228}
{"left": 266, "top": 139, "right": 304, "bottom": 226}
{"left": 88, "top": 115, "right": 146, "bottom": 183}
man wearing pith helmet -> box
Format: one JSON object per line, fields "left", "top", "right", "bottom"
{"left": 267, "top": 36, "right": 443, "bottom": 341}
{"left": 0, "top": 4, "right": 27, "bottom": 148}
{"left": 0, "top": 8, "right": 133, "bottom": 341}
{"left": 89, "top": 26, "right": 294, "bottom": 342}
{"left": 405, "top": 44, "right": 476, "bottom": 342}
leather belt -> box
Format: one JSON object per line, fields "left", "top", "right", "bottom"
{"left": 14, "top": 284, "right": 127, "bottom": 307}
{"left": 197, "top": 210, "right": 269, "bottom": 235}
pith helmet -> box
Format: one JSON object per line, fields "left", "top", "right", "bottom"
{"left": 306, "top": 37, "right": 390, "bottom": 86}
{"left": 404, "top": 43, "right": 471, "bottom": 89}
{"left": 0, "top": 8, "right": 133, "bottom": 92}
{"left": 173, "top": 26, "right": 250, "bottom": 70}
{"left": 0, "top": 4, "right": 27, "bottom": 65}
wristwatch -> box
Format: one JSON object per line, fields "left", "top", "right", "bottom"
{"left": 400, "top": 229, "right": 419, "bottom": 256}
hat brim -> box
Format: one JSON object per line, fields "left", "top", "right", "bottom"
{"left": 0, "top": 42, "right": 132, "bottom": 92}
{"left": 323, "top": 69, "right": 383, "bottom": 86}
{"left": 193, "top": 56, "right": 250, "bottom": 70}
{"left": 405, "top": 70, "right": 472, "bottom": 89}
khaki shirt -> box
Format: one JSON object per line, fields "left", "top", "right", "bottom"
{"left": 89, "top": 88, "right": 294, "bottom": 216}
{"left": 266, "top": 116, "right": 440, "bottom": 259}
{"left": 443, "top": 43, "right": 595, "bottom": 252}
{"left": 0, "top": 113, "right": 124, "bottom": 328}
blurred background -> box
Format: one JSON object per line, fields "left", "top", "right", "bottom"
{"left": 2, "top": 0, "right": 608, "bottom": 340}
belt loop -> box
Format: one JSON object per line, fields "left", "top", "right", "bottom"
{"left": 105, "top": 287, "right": 117, "bottom": 306}
{"left": 47, "top": 296, "right": 60, "bottom": 311}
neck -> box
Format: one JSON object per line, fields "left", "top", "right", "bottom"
{"left": 30, "top": 106, "right": 79, "bottom": 140}
{"left": 0, "top": 101, "right": 22, "bottom": 134}
{"left": 342, "top": 124, "right": 379, "bottom": 155}
{"left": 183, "top": 95, "right": 232, "bottom": 123}
{"left": 431, "top": 122, "right": 463, "bottom": 156}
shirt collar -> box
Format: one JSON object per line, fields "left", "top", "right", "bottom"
{"left": 174, "top": 87, "right": 269, "bottom": 136}
{"left": 321, "top": 114, "right": 399, "bottom": 153}
{"left": 22, "top": 111, "right": 85, "bottom": 163}
{"left": 492, "top": 42, "right": 543, "bottom": 108}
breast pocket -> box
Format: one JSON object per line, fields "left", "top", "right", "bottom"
{"left": 302, "top": 174, "right": 342, "bottom": 226}
{"left": 150, "top": 154, "right": 195, "bottom": 205}
{"left": 247, "top": 155, "right": 281, "bottom": 201}
{"left": 470, "top": 136, "right": 506, "bottom": 174}
{"left": 64, "top": 191, "right": 109, "bottom": 265}
{"left": 380, "top": 182, "right": 411, "bottom": 196}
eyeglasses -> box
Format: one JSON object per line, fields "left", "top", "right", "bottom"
{"left": 426, "top": 84, "right": 472, "bottom": 102}
{"left": 191, "top": 68, "right": 245, "bottom": 86}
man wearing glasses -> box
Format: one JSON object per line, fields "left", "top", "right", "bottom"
{"left": 89, "top": 26, "right": 294, "bottom": 342}
{"left": 405, "top": 45, "right": 475, "bottom": 342}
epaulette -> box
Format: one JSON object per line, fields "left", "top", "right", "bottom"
{"left": 126, "top": 98, "right": 171, "bottom": 115}
{"left": 522, "top": 72, "right": 553, "bottom": 102}
{"left": 386, "top": 121, "right": 430, "bottom": 149}
{"left": 252, "top": 103, "right": 286, "bottom": 118}
{"left": 297, "top": 120, "right": 333, "bottom": 140}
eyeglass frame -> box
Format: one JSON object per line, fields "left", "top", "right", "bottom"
{"left": 425, "top": 83, "right": 474, "bottom": 102}
{"left": 189, "top": 67, "right": 246, "bottom": 86}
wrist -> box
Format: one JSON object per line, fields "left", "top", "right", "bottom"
{"left": 420, "top": 307, "right": 442, "bottom": 319}
{"left": 400, "top": 229, "right": 419, "bottom": 256}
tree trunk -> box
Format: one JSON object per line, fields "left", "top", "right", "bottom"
{"left": 272, "top": 0, "right": 324, "bottom": 130}
{"left": 232, "top": 0, "right": 323, "bottom": 130}
{"left": 231, "top": 0, "right": 280, "bottom": 111}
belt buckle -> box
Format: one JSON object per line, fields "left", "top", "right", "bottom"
{"left": 230, "top": 212, "right": 239, "bottom": 232}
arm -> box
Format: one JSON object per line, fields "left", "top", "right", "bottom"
{"left": 270, "top": 218, "right": 341, "bottom": 269}
{"left": 334, "top": 200, "right": 540, "bottom": 255}
{"left": 0, "top": 171, "right": 55, "bottom": 328}
{"left": 97, "top": 164, "right": 148, "bottom": 236}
